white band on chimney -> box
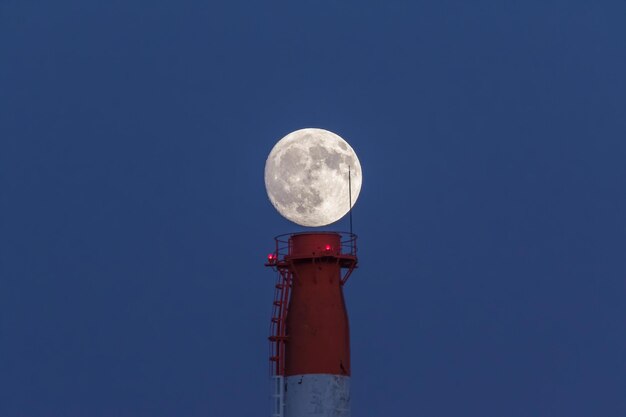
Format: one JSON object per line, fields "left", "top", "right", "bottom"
{"left": 284, "top": 374, "right": 350, "bottom": 417}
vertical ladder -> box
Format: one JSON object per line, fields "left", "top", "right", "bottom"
{"left": 270, "top": 375, "right": 285, "bottom": 417}
{"left": 269, "top": 268, "right": 291, "bottom": 417}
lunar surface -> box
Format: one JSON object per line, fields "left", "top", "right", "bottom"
{"left": 265, "top": 128, "right": 362, "bottom": 227}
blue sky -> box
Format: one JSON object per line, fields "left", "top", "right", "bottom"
{"left": 1, "top": 1, "right": 625, "bottom": 416}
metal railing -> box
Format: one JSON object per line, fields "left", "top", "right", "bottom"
{"left": 270, "top": 231, "right": 358, "bottom": 259}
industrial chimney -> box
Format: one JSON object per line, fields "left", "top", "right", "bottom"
{"left": 266, "top": 231, "right": 358, "bottom": 417}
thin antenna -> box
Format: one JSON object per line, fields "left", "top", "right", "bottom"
{"left": 348, "top": 165, "right": 353, "bottom": 235}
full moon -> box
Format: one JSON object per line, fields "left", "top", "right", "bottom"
{"left": 265, "top": 128, "right": 362, "bottom": 227}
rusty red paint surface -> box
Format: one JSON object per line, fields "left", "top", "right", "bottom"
{"left": 285, "top": 233, "right": 351, "bottom": 376}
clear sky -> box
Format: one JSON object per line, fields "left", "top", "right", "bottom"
{"left": 1, "top": 1, "right": 625, "bottom": 416}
